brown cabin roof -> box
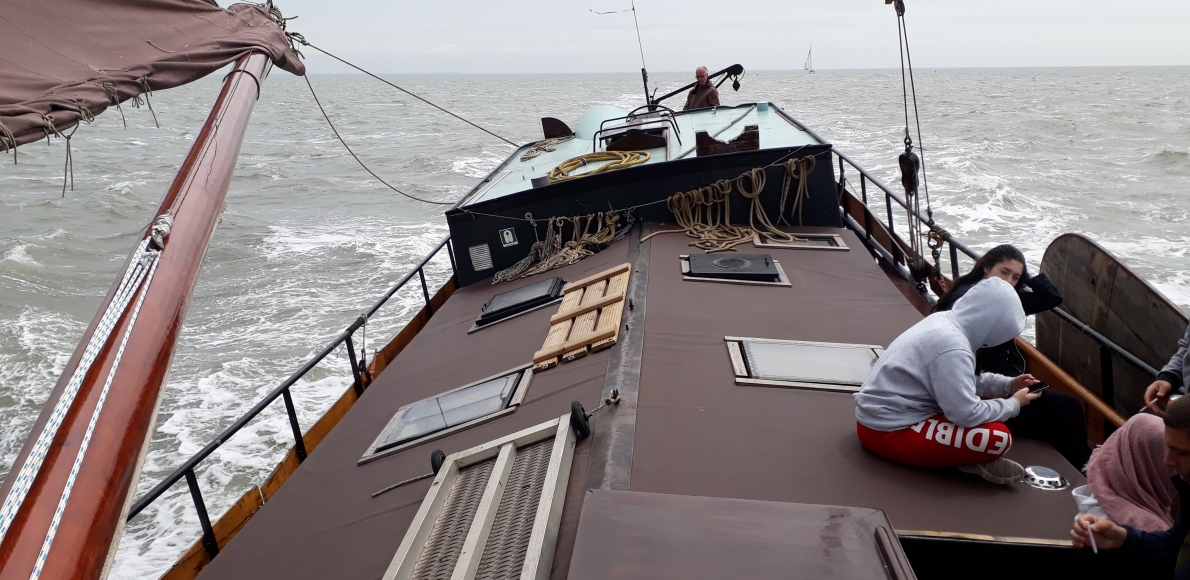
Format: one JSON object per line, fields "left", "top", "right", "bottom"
{"left": 197, "top": 225, "right": 1083, "bottom": 580}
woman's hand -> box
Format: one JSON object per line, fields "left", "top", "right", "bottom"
{"left": 1010, "top": 374, "right": 1040, "bottom": 392}
{"left": 1144, "top": 380, "right": 1175, "bottom": 415}
{"left": 1070, "top": 514, "right": 1128, "bottom": 551}
{"left": 1012, "top": 386, "right": 1042, "bottom": 407}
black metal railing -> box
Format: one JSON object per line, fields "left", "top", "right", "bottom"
{"left": 824, "top": 146, "right": 1159, "bottom": 394}
{"left": 126, "top": 236, "right": 457, "bottom": 558}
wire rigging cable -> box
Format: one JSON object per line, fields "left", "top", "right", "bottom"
{"left": 288, "top": 34, "right": 517, "bottom": 148}
{"left": 303, "top": 75, "right": 452, "bottom": 205}
{"left": 891, "top": 0, "right": 936, "bottom": 283}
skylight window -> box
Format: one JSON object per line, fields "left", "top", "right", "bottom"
{"left": 725, "top": 337, "right": 882, "bottom": 392}
{"left": 471, "top": 277, "right": 565, "bottom": 332}
{"left": 361, "top": 366, "right": 532, "bottom": 464}
{"left": 751, "top": 232, "right": 848, "bottom": 251}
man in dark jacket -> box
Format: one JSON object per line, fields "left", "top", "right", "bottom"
{"left": 1145, "top": 323, "right": 1190, "bottom": 414}
{"left": 1072, "top": 395, "right": 1190, "bottom": 579}
{"left": 683, "top": 66, "right": 720, "bottom": 110}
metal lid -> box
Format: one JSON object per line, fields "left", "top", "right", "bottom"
{"left": 1023, "top": 466, "right": 1069, "bottom": 491}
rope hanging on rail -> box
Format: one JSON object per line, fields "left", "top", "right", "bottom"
{"left": 891, "top": 0, "right": 937, "bottom": 287}
{"left": 492, "top": 211, "right": 631, "bottom": 284}
{"left": 547, "top": 151, "right": 650, "bottom": 183}
{"left": 641, "top": 157, "right": 816, "bottom": 253}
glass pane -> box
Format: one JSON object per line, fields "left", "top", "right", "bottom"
{"left": 381, "top": 411, "right": 447, "bottom": 449}
{"left": 443, "top": 396, "right": 507, "bottom": 427}
{"left": 401, "top": 398, "right": 444, "bottom": 421}
{"left": 376, "top": 372, "right": 521, "bottom": 451}
{"left": 742, "top": 341, "right": 877, "bottom": 385}
{"left": 438, "top": 375, "right": 517, "bottom": 413}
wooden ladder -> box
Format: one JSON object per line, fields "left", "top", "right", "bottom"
{"left": 533, "top": 263, "right": 631, "bottom": 371}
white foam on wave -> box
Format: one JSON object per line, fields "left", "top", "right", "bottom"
{"left": 0, "top": 308, "right": 85, "bottom": 480}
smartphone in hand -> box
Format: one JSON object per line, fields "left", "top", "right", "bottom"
{"left": 1028, "top": 381, "right": 1050, "bottom": 394}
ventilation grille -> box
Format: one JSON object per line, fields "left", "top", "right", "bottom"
{"left": 475, "top": 440, "right": 552, "bottom": 580}
{"left": 470, "top": 244, "right": 494, "bottom": 271}
{"left": 384, "top": 416, "right": 577, "bottom": 580}
{"left": 411, "top": 458, "right": 497, "bottom": 580}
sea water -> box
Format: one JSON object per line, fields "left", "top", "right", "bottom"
{"left": 0, "top": 68, "right": 1187, "bottom": 577}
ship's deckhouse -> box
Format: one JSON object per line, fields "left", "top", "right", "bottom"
{"left": 195, "top": 113, "right": 1088, "bottom": 578}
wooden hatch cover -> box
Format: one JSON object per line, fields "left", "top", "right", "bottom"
{"left": 1037, "top": 233, "right": 1189, "bottom": 415}
{"left": 533, "top": 263, "right": 631, "bottom": 371}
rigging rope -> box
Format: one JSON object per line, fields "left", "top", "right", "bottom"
{"left": 29, "top": 242, "right": 162, "bottom": 580}
{"left": 548, "top": 151, "right": 650, "bottom": 182}
{"left": 303, "top": 75, "right": 453, "bottom": 205}
{"left": 893, "top": 0, "right": 936, "bottom": 284}
{"left": 0, "top": 233, "right": 163, "bottom": 548}
{"left": 287, "top": 34, "right": 518, "bottom": 148}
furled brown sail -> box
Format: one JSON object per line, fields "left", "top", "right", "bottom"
{"left": 0, "top": 0, "right": 305, "bottom": 151}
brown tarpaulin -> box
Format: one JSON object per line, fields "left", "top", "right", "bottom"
{"left": 0, "top": 0, "right": 305, "bottom": 151}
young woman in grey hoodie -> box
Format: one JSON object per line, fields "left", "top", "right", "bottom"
{"left": 854, "top": 277, "right": 1043, "bottom": 484}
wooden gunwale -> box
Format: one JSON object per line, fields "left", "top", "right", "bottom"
{"left": 838, "top": 188, "right": 1125, "bottom": 443}
{"left": 0, "top": 52, "right": 272, "bottom": 580}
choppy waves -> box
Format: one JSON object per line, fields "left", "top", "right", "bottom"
{"left": 0, "top": 68, "right": 1187, "bottom": 578}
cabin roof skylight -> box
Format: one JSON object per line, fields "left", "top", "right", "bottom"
{"left": 471, "top": 277, "right": 565, "bottom": 332}
{"left": 360, "top": 366, "right": 533, "bottom": 464}
{"left": 725, "top": 337, "right": 882, "bottom": 392}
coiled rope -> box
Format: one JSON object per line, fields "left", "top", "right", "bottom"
{"left": 548, "top": 151, "right": 650, "bottom": 183}
{"left": 491, "top": 212, "right": 627, "bottom": 284}
{"left": 642, "top": 156, "right": 817, "bottom": 252}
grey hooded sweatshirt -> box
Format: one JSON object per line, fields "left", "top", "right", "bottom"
{"left": 1161, "top": 324, "right": 1190, "bottom": 396}
{"left": 855, "top": 277, "right": 1027, "bottom": 431}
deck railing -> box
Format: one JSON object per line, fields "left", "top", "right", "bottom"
{"left": 125, "top": 236, "right": 457, "bottom": 559}
{"left": 125, "top": 126, "right": 1162, "bottom": 565}
{"left": 824, "top": 146, "right": 1159, "bottom": 397}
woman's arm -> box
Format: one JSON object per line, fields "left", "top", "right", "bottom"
{"left": 926, "top": 350, "right": 1020, "bottom": 427}
{"left": 1018, "top": 273, "right": 1063, "bottom": 315}
{"left": 1158, "top": 324, "right": 1190, "bottom": 393}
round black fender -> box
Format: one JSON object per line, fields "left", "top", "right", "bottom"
{"left": 430, "top": 449, "right": 446, "bottom": 475}
{"left": 570, "top": 401, "right": 591, "bottom": 440}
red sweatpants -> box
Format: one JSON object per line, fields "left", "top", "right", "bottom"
{"left": 857, "top": 414, "right": 1013, "bottom": 468}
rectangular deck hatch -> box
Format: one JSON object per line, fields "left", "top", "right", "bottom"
{"left": 383, "top": 416, "right": 577, "bottom": 580}
{"left": 474, "top": 277, "right": 565, "bottom": 329}
{"left": 362, "top": 366, "right": 533, "bottom": 463}
{"left": 726, "top": 337, "right": 883, "bottom": 392}
{"left": 686, "top": 253, "right": 779, "bottom": 282}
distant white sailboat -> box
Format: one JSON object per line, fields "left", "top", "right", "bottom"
{"left": 805, "top": 44, "right": 815, "bottom": 74}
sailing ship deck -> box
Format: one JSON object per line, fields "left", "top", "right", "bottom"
{"left": 196, "top": 225, "right": 1084, "bottom": 580}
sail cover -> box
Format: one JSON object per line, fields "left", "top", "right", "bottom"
{"left": 0, "top": 0, "right": 305, "bottom": 151}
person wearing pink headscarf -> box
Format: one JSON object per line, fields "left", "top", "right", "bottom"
{"left": 1074, "top": 414, "right": 1178, "bottom": 532}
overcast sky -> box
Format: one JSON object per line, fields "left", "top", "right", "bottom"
{"left": 271, "top": 0, "right": 1190, "bottom": 74}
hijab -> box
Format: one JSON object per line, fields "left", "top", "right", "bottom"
{"left": 1086, "top": 414, "right": 1178, "bottom": 532}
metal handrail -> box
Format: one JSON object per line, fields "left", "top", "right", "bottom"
{"left": 826, "top": 148, "right": 1159, "bottom": 382}
{"left": 126, "top": 235, "right": 455, "bottom": 557}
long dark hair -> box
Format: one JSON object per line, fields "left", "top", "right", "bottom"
{"left": 933, "top": 244, "right": 1027, "bottom": 312}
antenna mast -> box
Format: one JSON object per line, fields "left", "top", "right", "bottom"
{"left": 592, "top": 1, "right": 653, "bottom": 108}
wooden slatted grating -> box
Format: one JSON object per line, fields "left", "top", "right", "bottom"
{"left": 532, "top": 263, "right": 631, "bottom": 371}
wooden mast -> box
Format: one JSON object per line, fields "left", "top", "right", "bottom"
{"left": 0, "top": 51, "right": 273, "bottom": 580}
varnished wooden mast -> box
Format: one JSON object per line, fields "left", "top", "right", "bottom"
{"left": 0, "top": 51, "right": 273, "bottom": 580}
